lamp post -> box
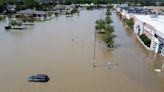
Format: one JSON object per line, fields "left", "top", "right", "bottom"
{"left": 93, "top": 29, "right": 96, "bottom": 67}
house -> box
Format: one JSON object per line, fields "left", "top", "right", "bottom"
{"left": 53, "top": 5, "right": 67, "bottom": 11}
{"left": 53, "top": 4, "right": 76, "bottom": 15}
{"left": 17, "top": 9, "right": 47, "bottom": 20}
{"left": 6, "top": 5, "right": 16, "bottom": 12}
{"left": 35, "top": 0, "right": 55, "bottom": 4}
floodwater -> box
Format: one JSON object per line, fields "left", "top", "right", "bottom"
{"left": 0, "top": 9, "right": 164, "bottom": 92}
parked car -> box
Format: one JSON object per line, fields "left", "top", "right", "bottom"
{"left": 28, "top": 74, "right": 49, "bottom": 82}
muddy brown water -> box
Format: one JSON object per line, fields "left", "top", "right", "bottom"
{"left": 0, "top": 9, "right": 164, "bottom": 92}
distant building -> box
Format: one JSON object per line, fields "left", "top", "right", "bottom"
{"left": 53, "top": 4, "right": 76, "bottom": 15}
{"left": 35, "top": 0, "right": 55, "bottom": 3}
{"left": 143, "top": 6, "right": 164, "bottom": 14}
{"left": 116, "top": 6, "right": 153, "bottom": 19}
{"left": 6, "top": 5, "right": 16, "bottom": 12}
{"left": 17, "top": 9, "right": 47, "bottom": 20}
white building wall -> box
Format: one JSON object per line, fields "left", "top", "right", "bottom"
{"left": 151, "top": 37, "right": 160, "bottom": 52}
{"left": 121, "top": 10, "right": 126, "bottom": 18}
{"left": 134, "top": 19, "right": 143, "bottom": 35}
{"left": 125, "top": 13, "right": 130, "bottom": 19}
{"left": 156, "top": 31, "right": 164, "bottom": 40}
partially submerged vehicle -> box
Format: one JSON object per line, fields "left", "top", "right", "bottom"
{"left": 28, "top": 74, "right": 49, "bottom": 82}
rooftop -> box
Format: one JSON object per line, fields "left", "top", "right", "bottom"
{"left": 135, "top": 15, "right": 164, "bottom": 35}
{"left": 17, "top": 9, "right": 46, "bottom": 15}
{"left": 120, "top": 6, "right": 153, "bottom": 14}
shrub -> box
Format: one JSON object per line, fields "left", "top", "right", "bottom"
{"left": 21, "top": 16, "right": 34, "bottom": 22}
{"left": 0, "top": 15, "right": 4, "bottom": 20}
{"left": 126, "top": 18, "right": 134, "bottom": 28}
{"left": 117, "top": 12, "right": 122, "bottom": 19}
{"left": 139, "top": 34, "right": 151, "bottom": 47}
{"left": 9, "top": 20, "right": 22, "bottom": 26}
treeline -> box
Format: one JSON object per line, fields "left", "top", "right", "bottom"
{"left": 11, "top": 0, "right": 55, "bottom": 11}
{"left": 0, "top": 0, "right": 5, "bottom": 12}
{"left": 0, "top": 0, "right": 162, "bottom": 13}
{"left": 61, "top": 0, "right": 163, "bottom": 5}
{"left": 63, "top": 0, "right": 112, "bottom": 4}
{"left": 0, "top": 0, "right": 56, "bottom": 13}
{"left": 0, "top": 0, "right": 161, "bottom": 5}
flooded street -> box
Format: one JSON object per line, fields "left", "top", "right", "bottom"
{"left": 0, "top": 9, "right": 164, "bottom": 92}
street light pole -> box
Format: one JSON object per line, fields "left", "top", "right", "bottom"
{"left": 93, "top": 29, "right": 96, "bottom": 67}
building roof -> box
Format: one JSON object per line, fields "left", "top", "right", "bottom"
{"left": 135, "top": 15, "right": 164, "bottom": 35}
{"left": 17, "top": 9, "right": 46, "bottom": 15}
{"left": 120, "top": 6, "right": 153, "bottom": 14}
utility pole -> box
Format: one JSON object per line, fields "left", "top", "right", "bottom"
{"left": 93, "top": 29, "right": 96, "bottom": 67}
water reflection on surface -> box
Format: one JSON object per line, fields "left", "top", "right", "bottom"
{"left": 0, "top": 9, "right": 164, "bottom": 92}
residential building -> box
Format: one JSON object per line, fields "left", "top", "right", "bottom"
{"left": 17, "top": 9, "right": 47, "bottom": 20}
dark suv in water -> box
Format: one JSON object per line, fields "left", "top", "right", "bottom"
{"left": 28, "top": 74, "right": 49, "bottom": 82}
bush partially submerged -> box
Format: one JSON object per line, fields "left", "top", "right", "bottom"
{"left": 9, "top": 19, "right": 23, "bottom": 26}
{"left": 139, "top": 34, "right": 151, "bottom": 47}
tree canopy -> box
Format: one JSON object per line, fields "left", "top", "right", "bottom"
{"left": 0, "top": 0, "right": 4, "bottom": 6}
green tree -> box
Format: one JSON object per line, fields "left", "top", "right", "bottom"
{"left": 24, "top": 0, "right": 37, "bottom": 9}
{"left": 95, "top": 19, "right": 106, "bottom": 33}
{"left": 102, "top": 25, "right": 115, "bottom": 47}
{"left": 105, "top": 16, "right": 112, "bottom": 24}
{"left": 105, "top": 25, "right": 114, "bottom": 33}
{"left": 0, "top": 0, "right": 5, "bottom": 13}
{"left": 105, "top": 10, "right": 111, "bottom": 16}
{"left": 0, "top": 0, "right": 4, "bottom": 6}
{"left": 105, "top": 5, "right": 112, "bottom": 24}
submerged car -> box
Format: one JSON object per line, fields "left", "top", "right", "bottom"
{"left": 28, "top": 74, "right": 49, "bottom": 82}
